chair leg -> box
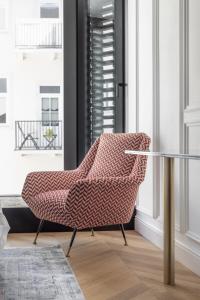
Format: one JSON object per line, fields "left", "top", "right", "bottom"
{"left": 91, "top": 228, "right": 95, "bottom": 237}
{"left": 33, "top": 219, "right": 45, "bottom": 245}
{"left": 66, "top": 228, "right": 77, "bottom": 257}
{"left": 120, "top": 224, "right": 128, "bottom": 246}
{"left": 19, "top": 137, "right": 28, "bottom": 150}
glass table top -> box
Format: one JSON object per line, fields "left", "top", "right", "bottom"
{"left": 125, "top": 150, "right": 200, "bottom": 160}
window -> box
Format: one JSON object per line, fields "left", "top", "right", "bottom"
{"left": 64, "top": 0, "right": 125, "bottom": 169}
{"left": 0, "top": 78, "right": 7, "bottom": 124}
{"left": 0, "top": 5, "right": 8, "bottom": 32}
{"left": 40, "top": 86, "right": 60, "bottom": 126}
{"left": 87, "top": 0, "right": 117, "bottom": 144}
{"left": 40, "top": 1, "right": 59, "bottom": 18}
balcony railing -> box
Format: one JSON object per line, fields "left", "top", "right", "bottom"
{"left": 15, "top": 19, "right": 62, "bottom": 49}
{"left": 15, "top": 121, "right": 62, "bottom": 150}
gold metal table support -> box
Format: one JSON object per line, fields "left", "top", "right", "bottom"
{"left": 125, "top": 150, "right": 200, "bottom": 286}
{"left": 163, "top": 157, "right": 175, "bottom": 285}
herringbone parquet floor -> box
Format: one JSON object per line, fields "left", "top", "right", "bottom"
{"left": 6, "top": 231, "right": 200, "bottom": 300}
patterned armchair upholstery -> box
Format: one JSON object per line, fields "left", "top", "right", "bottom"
{"left": 22, "top": 133, "right": 150, "bottom": 255}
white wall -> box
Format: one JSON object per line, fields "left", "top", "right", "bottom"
{"left": 0, "top": 0, "right": 63, "bottom": 195}
{"left": 127, "top": 0, "right": 200, "bottom": 276}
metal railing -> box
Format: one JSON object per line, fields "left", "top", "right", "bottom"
{"left": 15, "top": 120, "right": 63, "bottom": 150}
{"left": 15, "top": 19, "right": 62, "bottom": 49}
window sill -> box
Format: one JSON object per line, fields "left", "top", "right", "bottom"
{"left": 0, "top": 124, "right": 9, "bottom": 128}
{"left": 15, "top": 150, "right": 63, "bottom": 157}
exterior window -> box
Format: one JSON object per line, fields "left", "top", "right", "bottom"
{"left": 0, "top": 78, "right": 7, "bottom": 124}
{"left": 40, "top": 1, "right": 59, "bottom": 18}
{"left": 0, "top": 5, "right": 8, "bottom": 32}
{"left": 87, "top": 0, "right": 117, "bottom": 144}
{"left": 40, "top": 86, "right": 60, "bottom": 126}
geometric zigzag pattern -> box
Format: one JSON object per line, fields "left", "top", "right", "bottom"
{"left": 22, "top": 133, "right": 150, "bottom": 229}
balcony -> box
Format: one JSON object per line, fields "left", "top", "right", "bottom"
{"left": 15, "top": 120, "right": 62, "bottom": 151}
{"left": 15, "top": 19, "right": 62, "bottom": 50}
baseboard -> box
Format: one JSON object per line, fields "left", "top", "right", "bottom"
{"left": 135, "top": 214, "right": 200, "bottom": 277}
{"left": 175, "top": 240, "right": 200, "bottom": 277}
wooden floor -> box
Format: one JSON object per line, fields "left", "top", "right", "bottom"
{"left": 6, "top": 231, "right": 200, "bottom": 300}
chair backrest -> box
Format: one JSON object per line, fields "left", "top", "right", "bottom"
{"left": 17, "top": 121, "right": 26, "bottom": 139}
{"left": 85, "top": 133, "right": 150, "bottom": 181}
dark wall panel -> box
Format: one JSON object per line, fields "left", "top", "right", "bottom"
{"left": 3, "top": 207, "right": 135, "bottom": 233}
{"left": 64, "top": 0, "right": 78, "bottom": 170}
{"left": 77, "top": 0, "right": 89, "bottom": 165}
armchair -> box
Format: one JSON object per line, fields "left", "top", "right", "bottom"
{"left": 22, "top": 133, "right": 150, "bottom": 256}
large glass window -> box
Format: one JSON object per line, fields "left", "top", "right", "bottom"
{"left": 40, "top": 86, "right": 60, "bottom": 126}
{"left": 87, "top": 0, "right": 124, "bottom": 146}
{"left": 88, "top": 0, "right": 116, "bottom": 143}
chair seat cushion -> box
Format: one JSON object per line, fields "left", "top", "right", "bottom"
{"left": 87, "top": 133, "right": 143, "bottom": 179}
{"left": 29, "top": 190, "right": 69, "bottom": 225}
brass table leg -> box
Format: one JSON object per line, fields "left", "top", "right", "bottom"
{"left": 163, "top": 157, "right": 175, "bottom": 285}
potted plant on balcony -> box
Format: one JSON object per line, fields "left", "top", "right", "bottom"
{"left": 43, "top": 128, "right": 57, "bottom": 149}
{"left": 44, "top": 128, "right": 54, "bottom": 140}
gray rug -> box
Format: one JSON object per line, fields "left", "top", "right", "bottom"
{"left": 0, "top": 246, "right": 85, "bottom": 300}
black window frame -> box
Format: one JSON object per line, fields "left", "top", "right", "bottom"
{"left": 64, "top": 0, "right": 126, "bottom": 170}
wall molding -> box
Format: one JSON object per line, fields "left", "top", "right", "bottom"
{"left": 135, "top": 215, "right": 163, "bottom": 248}
{"left": 152, "top": 0, "right": 160, "bottom": 219}
{"left": 136, "top": 207, "right": 154, "bottom": 218}
{"left": 184, "top": 106, "right": 200, "bottom": 124}
{"left": 180, "top": 0, "right": 200, "bottom": 243}
{"left": 135, "top": 0, "right": 141, "bottom": 209}
{"left": 135, "top": 213, "right": 200, "bottom": 276}
{"left": 135, "top": 0, "right": 160, "bottom": 218}
{"left": 179, "top": 0, "right": 189, "bottom": 234}
{"left": 133, "top": 0, "right": 200, "bottom": 277}
{"left": 176, "top": 239, "right": 200, "bottom": 277}
{"left": 135, "top": 0, "right": 139, "bottom": 134}
{"left": 186, "top": 230, "right": 200, "bottom": 245}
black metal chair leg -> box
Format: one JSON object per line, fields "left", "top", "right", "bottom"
{"left": 120, "top": 224, "right": 128, "bottom": 246}
{"left": 91, "top": 228, "right": 95, "bottom": 237}
{"left": 33, "top": 219, "right": 45, "bottom": 245}
{"left": 66, "top": 228, "right": 77, "bottom": 257}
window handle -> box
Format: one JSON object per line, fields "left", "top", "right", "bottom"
{"left": 116, "top": 83, "right": 128, "bottom": 98}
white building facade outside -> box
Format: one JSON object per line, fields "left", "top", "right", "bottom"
{"left": 0, "top": 0, "right": 63, "bottom": 195}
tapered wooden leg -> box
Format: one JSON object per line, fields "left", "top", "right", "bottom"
{"left": 163, "top": 157, "right": 175, "bottom": 285}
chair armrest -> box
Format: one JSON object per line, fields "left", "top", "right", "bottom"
{"left": 22, "top": 169, "right": 84, "bottom": 201}
{"left": 66, "top": 177, "right": 139, "bottom": 229}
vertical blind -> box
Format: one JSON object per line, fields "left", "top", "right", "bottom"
{"left": 88, "top": 0, "right": 116, "bottom": 144}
